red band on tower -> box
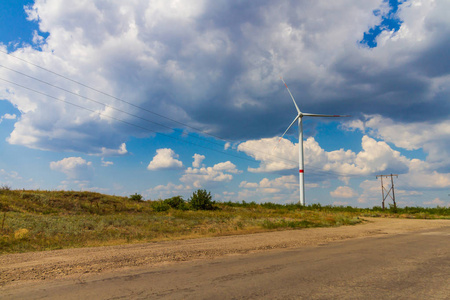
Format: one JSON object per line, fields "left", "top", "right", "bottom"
{"left": 299, "top": 170, "right": 304, "bottom": 173}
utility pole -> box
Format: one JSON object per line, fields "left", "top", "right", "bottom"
{"left": 375, "top": 174, "right": 398, "bottom": 210}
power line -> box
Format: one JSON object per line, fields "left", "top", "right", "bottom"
{"left": 0, "top": 84, "right": 369, "bottom": 181}
{"left": 0, "top": 61, "right": 311, "bottom": 169}
{"left": 0, "top": 62, "right": 366, "bottom": 179}
{"left": 0, "top": 49, "right": 231, "bottom": 141}
{"left": 0, "top": 50, "right": 371, "bottom": 180}
{"left": 1, "top": 74, "right": 369, "bottom": 180}
{"left": 0, "top": 64, "right": 231, "bottom": 150}
{"left": 0, "top": 77, "right": 263, "bottom": 164}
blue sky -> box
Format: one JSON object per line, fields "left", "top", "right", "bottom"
{"left": 1, "top": 0, "right": 449, "bottom": 207}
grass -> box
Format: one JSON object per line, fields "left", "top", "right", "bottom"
{"left": 0, "top": 189, "right": 448, "bottom": 254}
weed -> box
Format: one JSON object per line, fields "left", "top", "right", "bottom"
{"left": 0, "top": 189, "right": 448, "bottom": 254}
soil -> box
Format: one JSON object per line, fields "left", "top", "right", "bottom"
{"left": 1, "top": 217, "right": 448, "bottom": 288}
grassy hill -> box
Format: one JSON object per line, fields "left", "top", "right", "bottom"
{"left": 0, "top": 188, "right": 448, "bottom": 254}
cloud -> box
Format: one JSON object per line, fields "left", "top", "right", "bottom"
{"left": 50, "top": 157, "right": 93, "bottom": 180}
{"left": 238, "top": 175, "right": 299, "bottom": 203}
{"left": 147, "top": 148, "right": 183, "bottom": 170}
{"left": 330, "top": 186, "right": 358, "bottom": 198}
{"left": 238, "top": 135, "right": 411, "bottom": 176}
{"left": 0, "top": 113, "right": 17, "bottom": 123}
{"left": 0, "top": 169, "right": 23, "bottom": 181}
{"left": 0, "top": 0, "right": 448, "bottom": 154}
{"left": 239, "top": 181, "right": 259, "bottom": 189}
{"left": 192, "top": 154, "right": 205, "bottom": 168}
{"left": 145, "top": 182, "right": 190, "bottom": 200}
{"left": 345, "top": 114, "right": 450, "bottom": 168}
{"left": 98, "top": 143, "right": 128, "bottom": 157}
{"left": 333, "top": 201, "right": 350, "bottom": 206}
{"left": 212, "top": 161, "right": 242, "bottom": 174}
{"left": 423, "top": 198, "right": 449, "bottom": 207}
{"left": 402, "top": 159, "right": 450, "bottom": 189}
{"left": 357, "top": 180, "right": 381, "bottom": 205}
{"left": 237, "top": 137, "right": 297, "bottom": 173}
{"left": 180, "top": 160, "right": 240, "bottom": 188}
{"left": 146, "top": 156, "right": 242, "bottom": 198}
{"left": 339, "top": 176, "right": 350, "bottom": 185}
{"left": 101, "top": 158, "right": 113, "bottom": 167}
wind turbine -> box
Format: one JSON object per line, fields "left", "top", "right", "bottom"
{"left": 277, "top": 77, "right": 350, "bottom": 206}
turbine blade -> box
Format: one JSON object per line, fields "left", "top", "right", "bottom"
{"left": 302, "top": 113, "right": 351, "bottom": 118}
{"left": 280, "top": 76, "right": 301, "bottom": 114}
{"left": 273, "top": 115, "right": 300, "bottom": 151}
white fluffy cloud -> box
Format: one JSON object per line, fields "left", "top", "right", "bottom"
{"left": 192, "top": 153, "right": 205, "bottom": 168}
{"left": 145, "top": 182, "right": 190, "bottom": 200}
{"left": 239, "top": 175, "right": 298, "bottom": 203}
{"left": 402, "top": 159, "right": 450, "bottom": 188}
{"left": 237, "top": 137, "right": 297, "bottom": 173}
{"left": 180, "top": 160, "right": 240, "bottom": 188}
{"left": 330, "top": 186, "right": 358, "bottom": 198}
{"left": 238, "top": 135, "right": 410, "bottom": 176}
{"left": 99, "top": 143, "right": 128, "bottom": 157}
{"left": 357, "top": 180, "right": 380, "bottom": 205}
{"left": 101, "top": 158, "right": 113, "bottom": 167}
{"left": 147, "top": 148, "right": 183, "bottom": 170}
{"left": 239, "top": 132, "right": 450, "bottom": 194}
{"left": 212, "top": 161, "right": 242, "bottom": 174}
{"left": 146, "top": 158, "right": 241, "bottom": 198}
{"left": 0, "top": 113, "right": 16, "bottom": 123}
{"left": 50, "top": 157, "right": 93, "bottom": 180}
{"left": 423, "top": 198, "right": 449, "bottom": 207}
{"left": 0, "top": 169, "right": 22, "bottom": 182}
{"left": 345, "top": 114, "right": 450, "bottom": 167}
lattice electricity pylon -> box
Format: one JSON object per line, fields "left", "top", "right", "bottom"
{"left": 375, "top": 174, "right": 398, "bottom": 210}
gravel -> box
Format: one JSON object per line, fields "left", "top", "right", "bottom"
{"left": 1, "top": 217, "right": 448, "bottom": 288}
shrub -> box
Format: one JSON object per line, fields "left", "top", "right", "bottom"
{"left": 189, "top": 189, "right": 215, "bottom": 210}
{"left": 164, "top": 196, "right": 187, "bottom": 210}
{"left": 152, "top": 200, "right": 170, "bottom": 212}
{"left": 0, "top": 185, "right": 11, "bottom": 194}
{"left": 389, "top": 203, "right": 398, "bottom": 214}
{"left": 14, "top": 228, "right": 30, "bottom": 240}
{"left": 130, "top": 193, "right": 144, "bottom": 202}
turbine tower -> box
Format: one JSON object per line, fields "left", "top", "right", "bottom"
{"left": 278, "top": 78, "right": 349, "bottom": 206}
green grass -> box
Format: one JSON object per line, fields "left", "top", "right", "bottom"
{"left": 0, "top": 189, "right": 448, "bottom": 254}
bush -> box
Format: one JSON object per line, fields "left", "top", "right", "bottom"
{"left": 164, "top": 196, "right": 187, "bottom": 210}
{"left": 152, "top": 200, "right": 170, "bottom": 212}
{"left": 389, "top": 203, "right": 398, "bottom": 214}
{"left": 0, "top": 185, "right": 11, "bottom": 195}
{"left": 189, "top": 189, "right": 215, "bottom": 210}
{"left": 130, "top": 193, "right": 144, "bottom": 202}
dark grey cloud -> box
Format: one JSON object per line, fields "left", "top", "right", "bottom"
{"left": 1, "top": 0, "right": 449, "bottom": 156}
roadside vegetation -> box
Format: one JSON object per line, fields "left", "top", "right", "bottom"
{"left": 0, "top": 187, "right": 448, "bottom": 254}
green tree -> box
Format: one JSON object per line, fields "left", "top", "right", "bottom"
{"left": 189, "top": 189, "right": 215, "bottom": 210}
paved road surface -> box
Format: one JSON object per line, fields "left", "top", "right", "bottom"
{"left": 2, "top": 226, "right": 449, "bottom": 299}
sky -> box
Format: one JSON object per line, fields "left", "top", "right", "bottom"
{"left": 0, "top": 0, "right": 449, "bottom": 208}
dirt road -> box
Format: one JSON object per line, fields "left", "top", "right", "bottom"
{"left": 1, "top": 217, "right": 449, "bottom": 298}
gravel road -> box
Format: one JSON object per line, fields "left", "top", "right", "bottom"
{"left": 1, "top": 217, "right": 448, "bottom": 289}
